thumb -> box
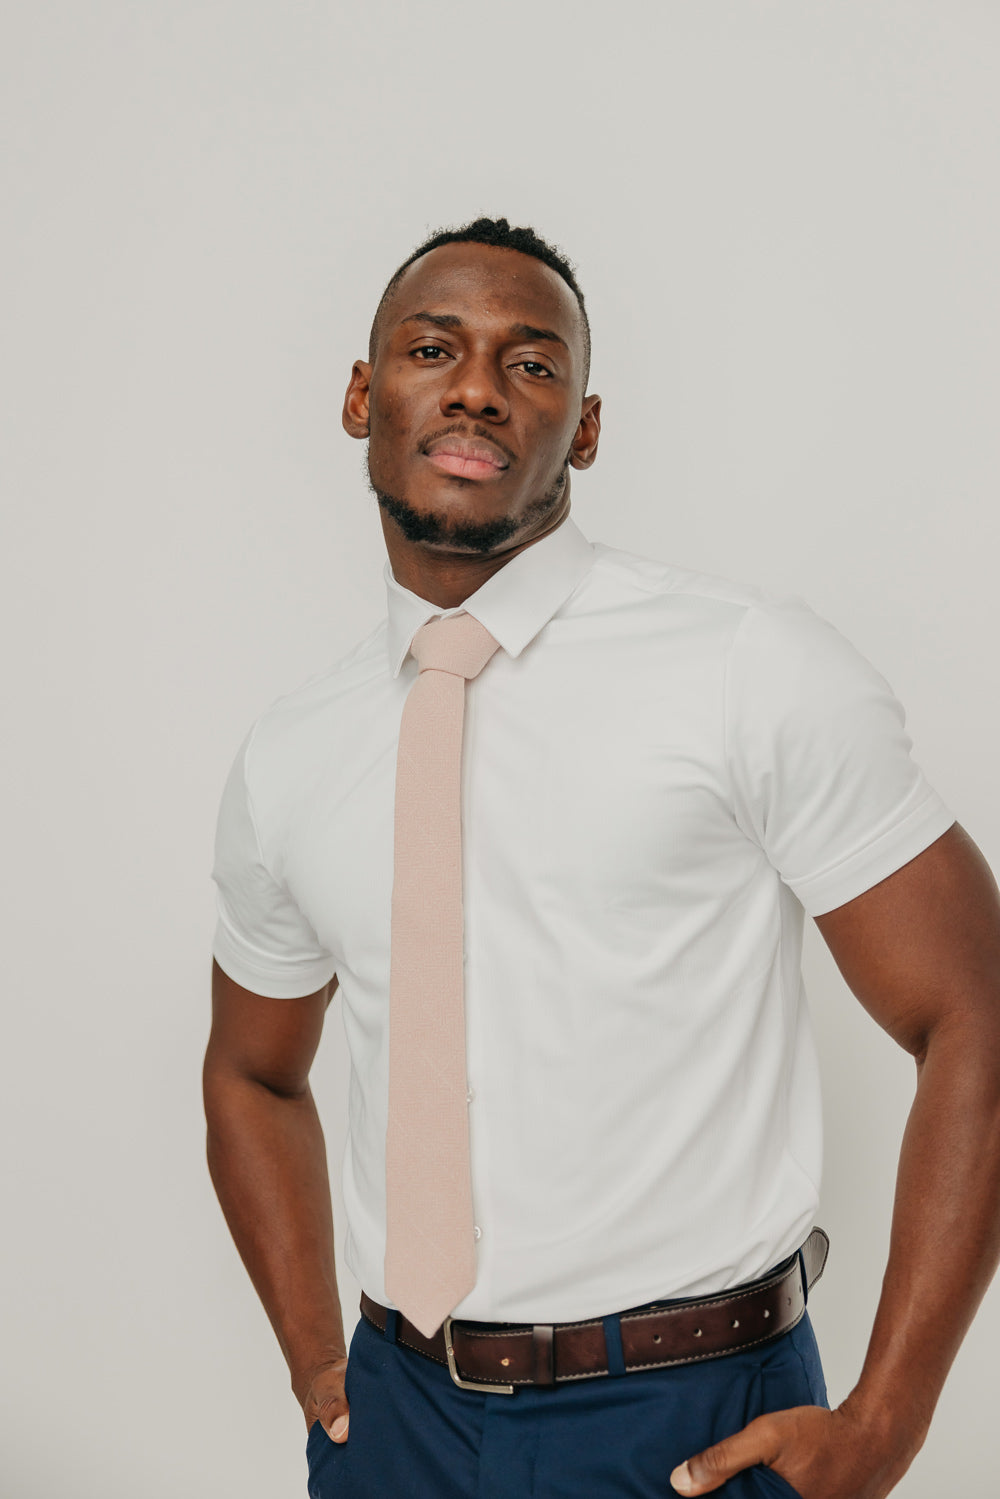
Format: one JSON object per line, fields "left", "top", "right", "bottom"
{"left": 671, "top": 1417, "right": 773, "bottom": 1495}
{"left": 307, "top": 1355, "right": 351, "bottom": 1443}
{"left": 328, "top": 1409, "right": 350, "bottom": 1443}
{"left": 316, "top": 1392, "right": 350, "bottom": 1444}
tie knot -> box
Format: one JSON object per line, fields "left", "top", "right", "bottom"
{"left": 410, "top": 614, "right": 501, "bottom": 680}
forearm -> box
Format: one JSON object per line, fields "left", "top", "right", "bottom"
{"left": 845, "top": 1014, "right": 1000, "bottom": 1459}
{"left": 204, "top": 1066, "right": 347, "bottom": 1403}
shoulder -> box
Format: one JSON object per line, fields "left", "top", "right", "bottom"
{"left": 579, "top": 539, "right": 896, "bottom": 722}
{"left": 585, "top": 538, "right": 827, "bottom": 651}
{"left": 588, "top": 539, "right": 780, "bottom": 610}
{"left": 240, "top": 618, "right": 390, "bottom": 786}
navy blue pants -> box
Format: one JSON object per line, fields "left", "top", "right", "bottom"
{"left": 305, "top": 1305, "right": 827, "bottom": 1498}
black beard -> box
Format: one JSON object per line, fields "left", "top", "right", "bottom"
{"left": 367, "top": 457, "right": 570, "bottom": 556}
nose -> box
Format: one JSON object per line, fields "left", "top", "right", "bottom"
{"left": 440, "top": 352, "right": 509, "bottom": 422}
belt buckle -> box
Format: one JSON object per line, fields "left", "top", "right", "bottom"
{"left": 442, "top": 1316, "right": 515, "bottom": 1395}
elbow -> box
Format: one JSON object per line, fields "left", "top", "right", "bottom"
{"left": 202, "top": 1045, "right": 311, "bottom": 1113}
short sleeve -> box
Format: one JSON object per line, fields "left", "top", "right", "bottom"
{"left": 725, "top": 601, "right": 954, "bottom": 916}
{"left": 211, "top": 728, "right": 338, "bottom": 997}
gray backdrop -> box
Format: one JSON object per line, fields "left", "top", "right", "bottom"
{"left": 3, "top": 2, "right": 997, "bottom": 1495}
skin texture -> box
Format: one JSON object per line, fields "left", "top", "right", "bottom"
{"left": 203, "top": 243, "right": 1000, "bottom": 1494}
{"left": 342, "top": 241, "right": 601, "bottom": 609}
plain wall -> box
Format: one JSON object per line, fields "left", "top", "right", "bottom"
{"left": 2, "top": 2, "right": 998, "bottom": 1494}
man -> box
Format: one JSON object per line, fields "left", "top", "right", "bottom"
{"left": 203, "top": 217, "right": 1000, "bottom": 1498}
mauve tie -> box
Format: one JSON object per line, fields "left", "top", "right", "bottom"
{"left": 384, "top": 612, "right": 502, "bottom": 1338}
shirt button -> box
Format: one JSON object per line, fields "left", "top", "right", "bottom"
{"left": 466, "top": 1088, "right": 475, "bottom": 1104}
{"left": 473, "top": 1225, "right": 483, "bottom": 1241}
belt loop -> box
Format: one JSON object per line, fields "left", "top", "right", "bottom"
{"left": 532, "top": 1324, "right": 555, "bottom": 1385}
{"left": 384, "top": 1308, "right": 399, "bottom": 1345}
{"left": 797, "top": 1248, "right": 809, "bottom": 1306}
{"left": 601, "top": 1314, "right": 627, "bottom": 1377}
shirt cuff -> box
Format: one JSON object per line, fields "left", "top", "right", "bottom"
{"left": 212, "top": 919, "right": 338, "bottom": 999}
{"left": 787, "top": 795, "right": 956, "bottom": 916}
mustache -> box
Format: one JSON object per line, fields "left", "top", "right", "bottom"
{"left": 417, "top": 423, "right": 517, "bottom": 468}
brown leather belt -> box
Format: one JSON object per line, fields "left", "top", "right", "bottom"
{"left": 360, "top": 1227, "right": 829, "bottom": 1394}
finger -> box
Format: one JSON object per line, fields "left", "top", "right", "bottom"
{"left": 671, "top": 1417, "right": 775, "bottom": 1495}
{"left": 315, "top": 1390, "right": 350, "bottom": 1443}
{"left": 329, "top": 1412, "right": 349, "bottom": 1443}
{"left": 305, "top": 1353, "right": 351, "bottom": 1442}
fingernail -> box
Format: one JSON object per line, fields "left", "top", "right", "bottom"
{"left": 671, "top": 1462, "right": 694, "bottom": 1494}
{"left": 331, "top": 1415, "right": 349, "bottom": 1440}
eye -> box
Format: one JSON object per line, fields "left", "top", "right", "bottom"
{"left": 412, "top": 344, "right": 449, "bottom": 361}
{"left": 514, "top": 360, "right": 553, "bottom": 378}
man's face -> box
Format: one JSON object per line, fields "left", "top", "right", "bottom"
{"left": 343, "top": 243, "right": 600, "bottom": 555}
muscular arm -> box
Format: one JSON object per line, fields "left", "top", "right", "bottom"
{"left": 813, "top": 823, "right": 1000, "bottom": 1477}
{"left": 203, "top": 960, "right": 350, "bottom": 1436}
{"left": 674, "top": 824, "right": 1000, "bottom": 1498}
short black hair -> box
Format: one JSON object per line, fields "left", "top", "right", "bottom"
{"left": 368, "top": 216, "right": 591, "bottom": 388}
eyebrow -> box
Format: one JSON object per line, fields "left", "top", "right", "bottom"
{"left": 400, "top": 312, "right": 569, "bottom": 350}
{"left": 401, "top": 312, "right": 464, "bottom": 331}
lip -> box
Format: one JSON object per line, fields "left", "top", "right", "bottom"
{"left": 422, "top": 435, "right": 510, "bottom": 480}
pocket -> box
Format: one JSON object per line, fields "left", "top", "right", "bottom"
{"left": 305, "top": 1419, "right": 338, "bottom": 1474}
{"left": 749, "top": 1465, "right": 804, "bottom": 1499}
{"left": 306, "top": 1418, "right": 328, "bottom": 1455}
{"left": 758, "top": 1314, "right": 828, "bottom": 1415}
{"left": 305, "top": 1419, "right": 345, "bottom": 1499}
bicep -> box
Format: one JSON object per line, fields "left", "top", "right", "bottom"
{"left": 205, "top": 958, "right": 338, "bottom": 1096}
{"left": 813, "top": 823, "right": 1000, "bottom": 1058}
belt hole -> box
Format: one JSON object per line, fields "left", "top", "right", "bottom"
{"left": 500, "top": 1357, "right": 510, "bottom": 1367}
{"left": 652, "top": 1333, "right": 661, "bottom": 1343}
{"left": 731, "top": 1319, "right": 739, "bottom": 1329}
{"left": 693, "top": 1328, "right": 703, "bottom": 1337}
{"left": 763, "top": 1309, "right": 770, "bottom": 1319}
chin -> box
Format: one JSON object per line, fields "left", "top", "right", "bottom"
{"left": 370, "top": 462, "right": 569, "bottom": 555}
{"left": 376, "top": 489, "right": 523, "bottom": 554}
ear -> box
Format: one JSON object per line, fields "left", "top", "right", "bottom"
{"left": 342, "top": 360, "right": 373, "bottom": 438}
{"left": 569, "top": 394, "right": 602, "bottom": 470}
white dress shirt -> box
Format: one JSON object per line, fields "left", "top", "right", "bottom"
{"left": 211, "top": 517, "right": 953, "bottom": 1323}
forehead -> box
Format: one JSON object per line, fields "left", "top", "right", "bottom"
{"left": 384, "top": 242, "right": 584, "bottom": 356}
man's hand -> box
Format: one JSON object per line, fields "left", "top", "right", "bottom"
{"left": 669, "top": 1401, "right": 915, "bottom": 1498}
{"left": 301, "top": 1355, "right": 351, "bottom": 1442}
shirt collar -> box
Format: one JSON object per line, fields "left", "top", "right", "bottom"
{"left": 384, "top": 516, "right": 595, "bottom": 678}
